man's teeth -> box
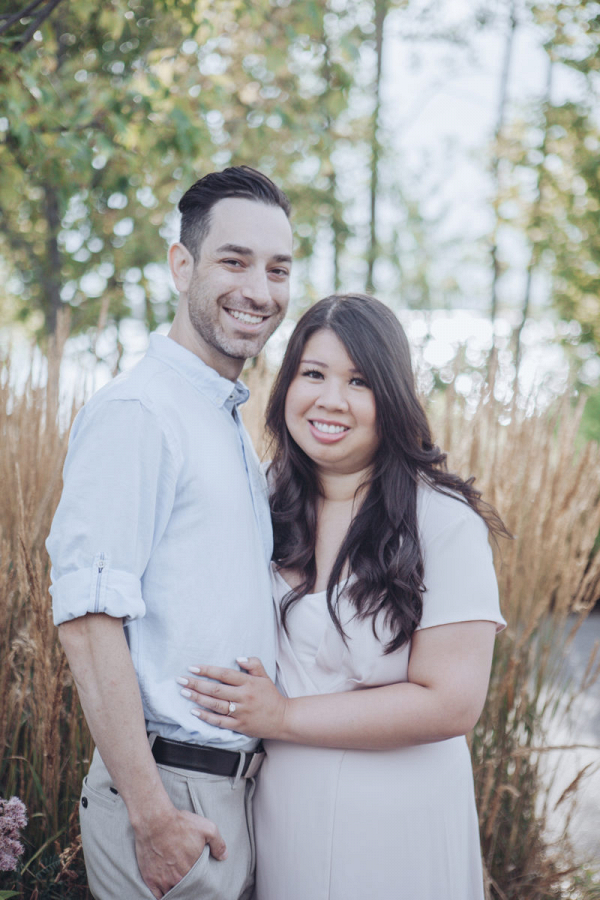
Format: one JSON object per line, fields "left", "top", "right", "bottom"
{"left": 229, "top": 310, "right": 265, "bottom": 325}
{"left": 311, "top": 421, "right": 348, "bottom": 434}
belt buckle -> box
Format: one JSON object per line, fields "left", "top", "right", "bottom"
{"left": 244, "top": 750, "right": 265, "bottom": 778}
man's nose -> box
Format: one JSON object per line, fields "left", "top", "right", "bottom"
{"left": 241, "top": 267, "right": 271, "bottom": 307}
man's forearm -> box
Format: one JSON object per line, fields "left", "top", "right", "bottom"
{"left": 59, "top": 613, "right": 228, "bottom": 898}
{"left": 58, "top": 613, "right": 172, "bottom": 827}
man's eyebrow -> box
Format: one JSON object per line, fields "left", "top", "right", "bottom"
{"left": 216, "top": 244, "right": 254, "bottom": 256}
{"left": 215, "top": 245, "right": 292, "bottom": 265}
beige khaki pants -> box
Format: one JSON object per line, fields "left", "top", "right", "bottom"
{"left": 80, "top": 747, "right": 256, "bottom": 900}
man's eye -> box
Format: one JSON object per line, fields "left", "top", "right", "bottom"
{"left": 270, "top": 268, "right": 289, "bottom": 277}
{"left": 223, "top": 258, "right": 243, "bottom": 267}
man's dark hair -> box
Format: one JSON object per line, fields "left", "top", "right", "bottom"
{"left": 178, "top": 165, "right": 292, "bottom": 261}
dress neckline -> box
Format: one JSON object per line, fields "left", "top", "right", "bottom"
{"left": 273, "top": 568, "right": 327, "bottom": 598}
{"left": 273, "top": 567, "right": 355, "bottom": 598}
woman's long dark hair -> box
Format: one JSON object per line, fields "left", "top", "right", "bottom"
{"left": 266, "top": 293, "right": 509, "bottom": 654}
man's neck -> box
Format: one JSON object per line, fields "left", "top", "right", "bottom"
{"left": 168, "top": 307, "right": 243, "bottom": 382}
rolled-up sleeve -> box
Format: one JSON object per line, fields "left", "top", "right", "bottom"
{"left": 47, "top": 398, "right": 179, "bottom": 626}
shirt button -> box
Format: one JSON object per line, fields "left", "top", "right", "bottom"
{"left": 229, "top": 394, "right": 235, "bottom": 401}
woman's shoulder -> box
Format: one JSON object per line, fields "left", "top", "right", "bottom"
{"left": 417, "top": 479, "right": 486, "bottom": 543}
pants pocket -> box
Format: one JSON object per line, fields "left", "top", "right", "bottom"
{"left": 81, "top": 775, "right": 119, "bottom": 811}
{"left": 161, "top": 845, "right": 211, "bottom": 899}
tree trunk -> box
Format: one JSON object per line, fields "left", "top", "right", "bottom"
{"left": 489, "top": 0, "right": 518, "bottom": 326}
{"left": 321, "top": 16, "right": 344, "bottom": 294}
{"left": 43, "top": 186, "right": 63, "bottom": 336}
{"left": 331, "top": 175, "right": 343, "bottom": 293}
{"left": 366, "top": 0, "right": 387, "bottom": 295}
{"left": 514, "top": 54, "right": 554, "bottom": 374}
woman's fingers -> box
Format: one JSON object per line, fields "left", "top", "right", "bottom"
{"left": 177, "top": 658, "right": 268, "bottom": 700}
{"left": 175, "top": 658, "right": 272, "bottom": 737}
{"left": 190, "top": 705, "right": 234, "bottom": 729}
{"left": 187, "top": 663, "right": 247, "bottom": 686}
{"left": 185, "top": 691, "right": 235, "bottom": 717}
{"left": 236, "top": 656, "right": 267, "bottom": 677}
{"left": 178, "top": 676, "right": 241, "bottom": 704}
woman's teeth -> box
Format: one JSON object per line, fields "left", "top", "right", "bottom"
{"left": 229, "top": 310, "right": 265, "bottom": 325}
{"left": 311, "top": 421, "right": 348, "bottom": 434}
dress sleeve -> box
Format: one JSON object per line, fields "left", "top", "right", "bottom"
{"left": 418, "top": 503, "right": 506, "bottom": 633}
{"left": 46, "top": 398, "right": 179, "bottom": 626}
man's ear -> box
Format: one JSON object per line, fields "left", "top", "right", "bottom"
{"left": 169, "top": 242, "right": 195, "bottom": 292}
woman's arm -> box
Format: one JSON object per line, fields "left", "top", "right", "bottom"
{"left": 178, "top": 620, "right": 497, "bottom": 750}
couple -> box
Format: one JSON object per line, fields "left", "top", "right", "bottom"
{"left": 48, "top": 166, "right": 507, "bottom": 900}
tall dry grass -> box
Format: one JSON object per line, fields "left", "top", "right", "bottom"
{"left": 431, "top": 381, "right": 600, "bottom": 899}
{"left": 1, "top": 321, "right": 92, "bottom": 896}
{"left": 0, "top": 342, "right": 599, "bottom": 897}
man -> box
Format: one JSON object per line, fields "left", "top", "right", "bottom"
{"left": 46, "top": 166, "right": 293, "bottom": 900}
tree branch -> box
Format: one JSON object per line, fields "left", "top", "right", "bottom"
{"left": 0, "top": 0, "right": 47, "bottom": 32}
{"left": 9, "top": 0, "right": 67, "bottom": 51}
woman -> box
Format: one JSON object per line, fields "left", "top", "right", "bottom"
{"left": 178, "top": 294, "right": 508, "bottom": 900}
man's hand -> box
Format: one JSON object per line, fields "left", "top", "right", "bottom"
{"left": 134, "top": 806, "right": 228, "bottom": 899}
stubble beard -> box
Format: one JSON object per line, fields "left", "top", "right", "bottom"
{"left": 187, "top": 283, "right": 284, "bottom": 362}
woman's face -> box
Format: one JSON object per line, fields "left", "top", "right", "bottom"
{"left": 284, "top": 329, "right": 379, "bottom": 476}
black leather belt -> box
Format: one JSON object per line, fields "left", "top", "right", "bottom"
{"left": 151, "top": 736, "right": 265, "bottom": 779}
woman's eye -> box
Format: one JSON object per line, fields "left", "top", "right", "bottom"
{"left": 351, "top": 376, "right": 369, "bottom": 387}
{"left": 300, "top": 369, "right": 323, "bottom": 379}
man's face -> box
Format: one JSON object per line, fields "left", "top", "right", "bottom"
{"left": 185, "top": 197, "right": 293, "bottom": 374}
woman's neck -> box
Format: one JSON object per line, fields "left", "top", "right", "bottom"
{"left": 317, "top": 467, "right": 371, "bottom": 505}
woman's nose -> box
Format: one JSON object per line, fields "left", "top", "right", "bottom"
{"left": 315, "top": 381, "right": 349, "bottom": 411}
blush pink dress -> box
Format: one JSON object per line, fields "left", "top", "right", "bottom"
{"left": 253, "top": 484, "right": 506, "bottom": 900}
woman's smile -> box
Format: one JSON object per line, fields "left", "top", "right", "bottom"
{"left": 308, "top": 419, "right": 350, "bottom": 442}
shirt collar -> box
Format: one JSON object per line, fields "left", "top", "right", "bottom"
{"left": 146, "top": 333, "right": 250, "bottom": 410}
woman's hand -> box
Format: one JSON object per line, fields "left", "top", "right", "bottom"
{"left": 177, "top": 657, "right": 289, "bottom": 740}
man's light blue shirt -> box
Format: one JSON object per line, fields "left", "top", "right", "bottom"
{"left": 47, "top": 333, "right": 275, "bottom": 751}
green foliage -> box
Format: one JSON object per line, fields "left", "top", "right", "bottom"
{"left": 491, "top": 2, "right": 600, "bottom": 353}
{"left": 501, "top": 99, "right": 600, "bottom": 348}
{"left": 0, "top": 0, "right": 366, "bottom": 338}
{"left": 1, "top": 0, "right": 600, "bottom": 382}
{"left": 580, "top": 383, "right": 600, "bottom": 444}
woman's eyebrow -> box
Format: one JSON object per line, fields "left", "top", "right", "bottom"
{"left": 300, "top": 359, "right": 363, "bottom": 374}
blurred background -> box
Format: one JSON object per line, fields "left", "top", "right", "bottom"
{"left": 1, "top": 2, "right": 600, "bottom": 898}
{"left": 1, "top": 0, "right": 599, "bottom": 421}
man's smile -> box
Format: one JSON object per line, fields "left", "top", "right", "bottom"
{"left": 225, "top": 308, "right": 269, "bottom": 327}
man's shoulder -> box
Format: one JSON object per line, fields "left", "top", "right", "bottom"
{"left": 83, "top": 352, "right": 169, "bottom": 415}
{"left": 71, "top": 355, "right": 173, "bottom": 444}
